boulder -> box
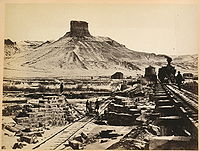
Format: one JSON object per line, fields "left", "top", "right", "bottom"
{"left": 12, "top": 143, "right": 23, "bottom": 149}
{"left": 107, "top": 112, "right": 134, "bottom": 126}
{"left": 20, "top": 135, "right": 37, "bottom": 144}
{"left": 108, "top": 103, "right": 128, "bottom": 113}
{"left": 5, "top": 125, "right": 19, "bottom": 133}
{"left": 80, "top": 132, "right": 88, "bottom": 139}
{"left": 74, "top": 135, "right": 83, "bottom": 143}
{"left": 69, "top": 140, "right": 83, "bottom": 150}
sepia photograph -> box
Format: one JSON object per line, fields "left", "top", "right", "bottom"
{"left": 1, "top": 0, "right": 198, "bottom": 150}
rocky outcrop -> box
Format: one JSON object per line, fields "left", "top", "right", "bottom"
{"left": 67, "top": 21, "right": 91, "bottom": 37}
{"left": 5, "top": 39, "right": 16, "bottom": 45}
{"left": 7, "top": 20, "right": 195, "bottom": 77}
{"left": 4, "top": 39, "right": 19, "bottom": 58}
{"left": 4, "top": 20, "right": 168, "bottom": 75}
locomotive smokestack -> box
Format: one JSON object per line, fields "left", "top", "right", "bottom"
{"left": 165, "top": 56, "right": 172, "bottom": 66}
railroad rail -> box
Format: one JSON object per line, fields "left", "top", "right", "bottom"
{"left": 154, "top": 82, "right": 198, "bottom": 140}
{"left": 165, "top": 84, "right": 198, "bottom": 123}
{"left": 169, "top": 84, "right": 198, "bottom": 103}
{"left": 32, "top": 97, "right": 112, "bottom": 150}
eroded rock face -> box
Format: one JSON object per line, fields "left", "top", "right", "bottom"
{"left": 69, "top": 21, "right": 91, "bottom": 37}
{"left": 4, "top": 39, "right": 16, "bottom": 45}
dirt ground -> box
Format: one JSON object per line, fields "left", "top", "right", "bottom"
{"left": 75, "top": 123, "right": 134, "bottom": 150}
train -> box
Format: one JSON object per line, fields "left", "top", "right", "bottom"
{"left": 145, "top": 57, "right": 176, "bottom": 83}
{"left": 158, "top": 57, "right": 176, "bottom": 83}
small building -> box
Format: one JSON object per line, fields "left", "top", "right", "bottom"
{"left": 111, "top": 72, "right": 123, "bottom": 79}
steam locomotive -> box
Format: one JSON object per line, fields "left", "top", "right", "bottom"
{"left": 158, "top": 57, "right": 176, "bottom": 83}
{"left": 144, "top": 57, "right": 176, "bottom": 83}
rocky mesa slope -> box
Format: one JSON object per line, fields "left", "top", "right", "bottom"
{"left": 4, "top": 21, "right": 197, "bottom": 78}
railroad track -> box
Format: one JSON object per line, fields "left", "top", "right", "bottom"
{"left": 32, "top": 97, "right": 112, "bottom": 150}
{"left": 165, "top": 84, "right": 198, "bottom": 122}
{"left": 154, "top": 82, "right": 198, "bottom": 138}
{"left": 153, "top": 82, "right": 198, "bottom": 139}
{"left": 169, "top": 84, "right": 198, "bottom": 104}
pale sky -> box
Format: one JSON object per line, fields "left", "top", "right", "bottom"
{"left": 5, "top": 2, "right": 198, "bottom": 55}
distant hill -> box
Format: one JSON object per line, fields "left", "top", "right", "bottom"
{"left": 171, "top": 54, "right": 198, "bottom": 75}
{"left": 4, "top": 21, "right": 197, "bottom": 78}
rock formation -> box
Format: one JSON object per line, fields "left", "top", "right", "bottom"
{"left": 6, "top": 20, "right": 196, "bottom": 78}
{"left": 4, "top": 39, "right": 19, "bottom": 58}
{"left": 4, "top": 39, "right": 16, "bottom": 45}
{"left": 66, "top": 21, "right": 91, "bottom": 37}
